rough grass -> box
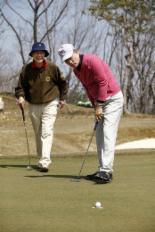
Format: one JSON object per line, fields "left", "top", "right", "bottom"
{"left": 0, "top": 153, "right": 155, "bottom": 232}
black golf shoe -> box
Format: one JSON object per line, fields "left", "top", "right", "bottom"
{"left": 85, "top": 171, "right": 100, "bottom": 181}
{"left": 95, "top": 171, "right": 113, "bottom": 184}
{"left": 39, "top": 167, "right": 48, "bottom": 172}
{"left": 37, "top": 164, "right": 49, "bottom": 173}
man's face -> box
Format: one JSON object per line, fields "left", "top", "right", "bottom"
{"left": 32, "top": 51, "right": 45, "bottom": 63}
{"left": 65, "top": 52, "right": 80, "bottom": 68}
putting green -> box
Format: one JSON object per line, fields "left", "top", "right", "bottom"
{"left": 0, "top": 152, "right": 155, "bottom": 232}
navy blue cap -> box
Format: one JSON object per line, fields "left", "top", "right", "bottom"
{"left": 29, "top": 42, "right": 49, "bottom": 57}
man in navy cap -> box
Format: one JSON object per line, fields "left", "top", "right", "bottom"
{"left": 15, "top": 42, "right": 68, "bottom": 172}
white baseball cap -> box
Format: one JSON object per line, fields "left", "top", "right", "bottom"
{"left": 58, "top": 44, "right": 74, "bottom": 61}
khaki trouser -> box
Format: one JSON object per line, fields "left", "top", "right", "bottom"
{"left": 29, "top": 99, "right": 58, "bottom": 168}
{"left": 96, "top": 91, "right": 124, "bottom": 173}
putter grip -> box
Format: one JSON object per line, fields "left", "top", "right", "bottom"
{"left": 94, "top": 121, "right": 98, "bottom": 131}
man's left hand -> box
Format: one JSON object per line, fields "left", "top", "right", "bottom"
{"left": 59, "top": 100, "right": 66, "bottom": 109}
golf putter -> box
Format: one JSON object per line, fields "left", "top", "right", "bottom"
{"left": 20, "top": 104, "right": 31, "bottom": 170}
{"left": 72, "top": 121, "right": 98, "bottom": 182}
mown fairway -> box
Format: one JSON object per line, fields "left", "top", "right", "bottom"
{"left": 0, "top": 152, "right": 155, "bottom": 232}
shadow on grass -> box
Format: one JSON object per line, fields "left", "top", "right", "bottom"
{"left": 24, "top": 175, "right": 99, "bottom": 184}
{"left": 24, "top": 174, "right": 79, "bottom": 179}
{"left": 0, "top": 164, "right": 85, "bottom": 181}
{"left": 0, "top": 164, "right": 30, "bottom": 168}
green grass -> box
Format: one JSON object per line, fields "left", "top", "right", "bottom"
{"left": 0, "top": 152, "right": 155, "bottom": 232}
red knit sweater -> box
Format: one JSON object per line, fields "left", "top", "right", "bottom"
{"left": 74, "top": 54, "right": 120, "bottom": 105}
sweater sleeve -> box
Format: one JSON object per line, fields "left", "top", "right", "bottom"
{"left": 90, "top": 55, "right": 110, "bottom": 101}
{"left": 15, "top": 67, "right": 26, "bottom": 99}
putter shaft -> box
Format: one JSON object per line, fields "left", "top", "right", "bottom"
{"left": 23, "top": 121, "right": 31, "bottom": 167}
{"left": 20, "top": 105, "right": 31, "bottom": 167}
{"left": 77, "top": 121, "right": 98, "bottom": 178}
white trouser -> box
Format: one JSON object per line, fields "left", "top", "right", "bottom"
{"left": 96, "top": 91, "right": 124, "bottom": 173}
{"left": 29, "top": 99, "right": 58, "bottom": 167}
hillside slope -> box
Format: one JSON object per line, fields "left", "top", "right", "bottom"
{"left": 0, "top": 95, "right": 155, "bottom": 156}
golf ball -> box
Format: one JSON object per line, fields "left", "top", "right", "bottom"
{"left": 27, "top": 166, "right": 31, "bottom": 170}
{"left": 95, "top": 201, "right": 102, "bottom": 208}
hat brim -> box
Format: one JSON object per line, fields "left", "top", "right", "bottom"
{"left": 29, "top": 50, "right": 49, "bottom": 57}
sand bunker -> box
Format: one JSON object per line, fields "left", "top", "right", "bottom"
{"left": 116, "top": 138, "right": 155, "bottom": 150}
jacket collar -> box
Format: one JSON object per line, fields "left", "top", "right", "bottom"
{"left": 32, "top": 59, "right": 48, "bottom": 68}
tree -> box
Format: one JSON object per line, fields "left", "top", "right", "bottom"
{"left": 0, "top": 0, "right": 108, "bottom": 104}
{"left": 0, "top": 0, "right": 70, "bottom": 65}
{"left": 89, "top": 0, "right": 155, "bottom": 113}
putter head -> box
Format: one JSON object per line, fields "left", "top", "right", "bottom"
{"left": 70, "top": 176, "right": 81, "bottom": 182}
{"left": 26, "top": 165, "right": 32, "bottom": 170}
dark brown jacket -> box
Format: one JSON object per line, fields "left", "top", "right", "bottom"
{"left": 15, "top": 60, "right": 68, "bottom": 104}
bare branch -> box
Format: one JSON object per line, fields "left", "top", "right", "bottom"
{"left": 40, "top": 0, "right": 69, "bottom": 41}
{"left": 0, "top": 9, "right": 25, "bottom": 65}
{"left": 42, "top": 0, "right": 52, "bottom": 56}
{"left": 27, "top": 0, "right": 35, "bottom": 11}
{"left": 37, "top": 0, "right": 54, "bottom": 19}
{"left": 6, "top": 0, "right": 33, "bottom": 27}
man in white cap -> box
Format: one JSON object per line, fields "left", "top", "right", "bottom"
{"left": 58, "top": 44, "right": 124, "bottom": 184}
{"left": 15, "top": 42, "right": 68, "bottom": 172}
